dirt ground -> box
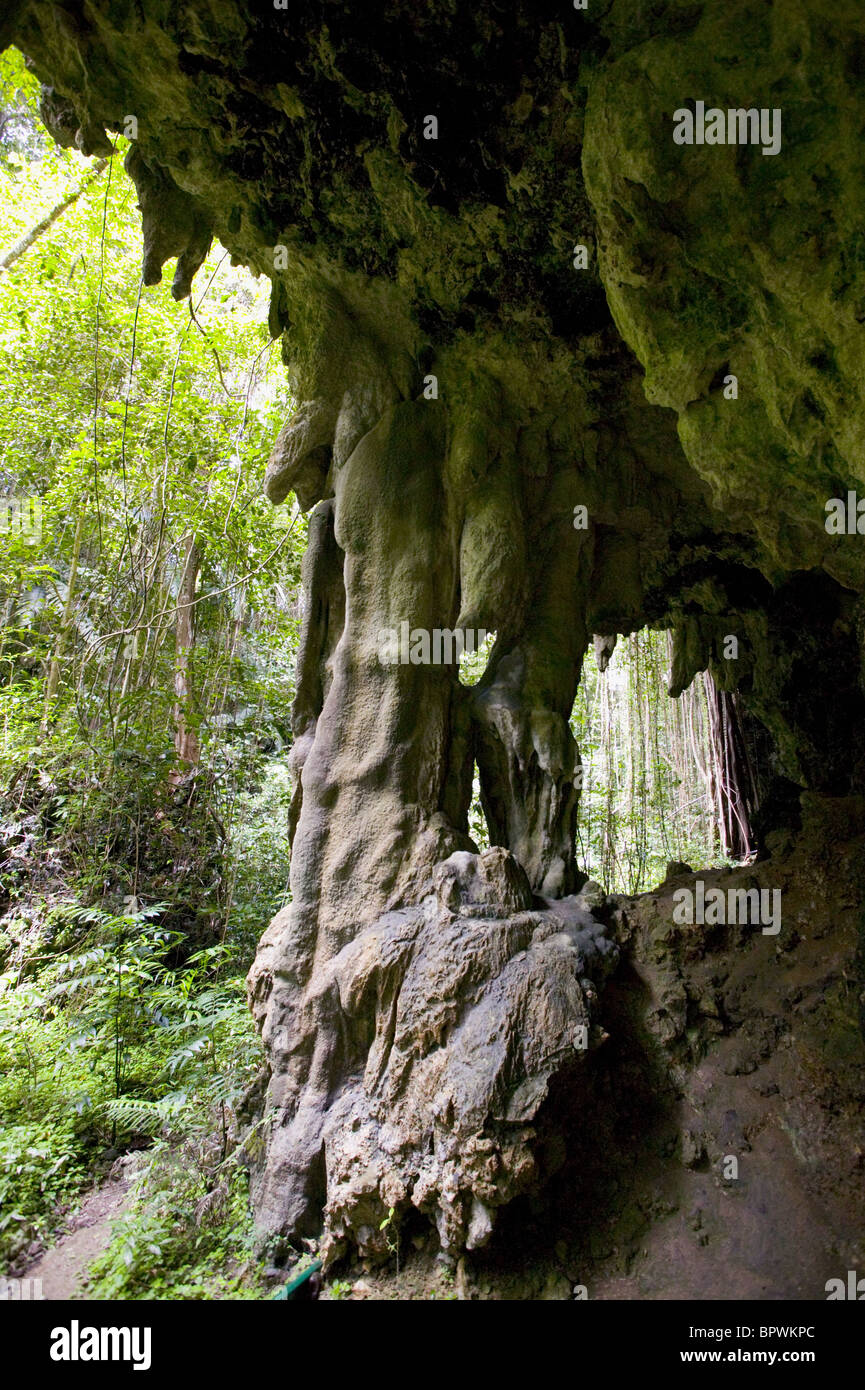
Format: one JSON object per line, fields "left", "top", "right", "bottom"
{"left": 23, "top": 1179, "right": 131, "bottom": 1300}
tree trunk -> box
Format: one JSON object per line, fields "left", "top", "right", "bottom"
{"left": 0, "top": 159, "right": 108, "bottom": 276}
{"left": 173, "top": 534, "right": 201, "bottom": 767}
{"left": 41, "top": 507, "right": 86, "bottom": 732}
{"left": 703, "top": 673, "right": 757, "bottom": 860}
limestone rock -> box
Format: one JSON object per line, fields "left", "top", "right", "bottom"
{"left": 10, "top": 0, "right": 865, "bottom": 1277}
{"left": 311, "top": 868, "right": 619, "bottom": 1261}
{"left": 432, "top": 847, "right": 534, "bottom": 918}
{"left": 124, "top": 147, "right": 212, "bottom": 301}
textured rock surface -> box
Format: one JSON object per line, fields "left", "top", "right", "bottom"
{"left": 315, "top": 850, "right": 618, "bottom": 1261}
{"left": 584, "top": 0, "right": 865, "bottom": 587}
{"left": 342, "top": 797, "right": 865, "bottom": 1298}
{"left": 8, "top": 0, "right": 865, "bottom": 1271}
{"left": 252, "top": 847, "right": 620, "bottom": 1254}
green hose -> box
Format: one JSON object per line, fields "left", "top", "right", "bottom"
{"left": 272, "top": 1257, "right": 323, "bottom": 1300}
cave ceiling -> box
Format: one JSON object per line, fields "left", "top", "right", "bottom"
{"left": 12, "top": 0, "right": 863, "bottom": 630}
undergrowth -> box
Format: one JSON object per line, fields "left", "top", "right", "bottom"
{"left": 0, "top": 897, "right": 270, "bottom": 1293}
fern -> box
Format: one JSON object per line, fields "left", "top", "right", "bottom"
{"left": 103, "top": 1093, "right": 186, "bottom": 1137}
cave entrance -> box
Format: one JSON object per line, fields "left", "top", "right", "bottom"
{"left": 572, "top": 629, "right": 758, "bottom": 894}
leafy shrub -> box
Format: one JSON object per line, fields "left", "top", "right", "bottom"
{"left": 0, "top": 903, "right": 265, "bottom": 1274}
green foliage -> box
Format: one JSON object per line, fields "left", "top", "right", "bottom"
{"left": 572, "top": 629, "right": 731, "bottom": 893}
{"left": 219, "top": 756, "right": 292, "bottom": 954}
{"left": 327, "top": 1279, "right": 353, "bottom": 1300}
{"left": 463, "top": 629, "right": 726, "bottom": 889}
{"left": 85, "top": 1135, "right": 268, "bottom": 1300}
{"left": 0, "top": 57, "right": 300, "bottom": 1292}
{"left": 85, "top": 1136, "right": 268, "bottom": 1300}
{"left": 0, "top": 51, "right": 303, "bottom": 935}
{"left": 0, "top": 1120, "right": 81, "bottom": 1258}
{"left": 0, "top": 901, "right": 263, "bottom": 1269}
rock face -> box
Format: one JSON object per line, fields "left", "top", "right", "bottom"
{"left": 361, "top": 796, "right": 865, "bottom": 1299}
{"left": 288, "top": 849, "right": 618, "bottom": 1261}
{"left": 250, "top": 843, "right": 620, "bottom": 1257}
{"left": 8, "top": 0, "right": 865, "bottom": 1275}
{"left": 507, "top": 795, "right": 865, "bottom": 1300}
{"left": 584, "top": 1, "right": 865, "bottom": 589}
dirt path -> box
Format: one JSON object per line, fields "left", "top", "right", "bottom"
{"left": 25, "top": 1179, "right": 131, "bottom": 1300}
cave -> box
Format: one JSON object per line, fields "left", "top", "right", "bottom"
{"left": 4, "top": 0, "right": 864, "bottom": 1302}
